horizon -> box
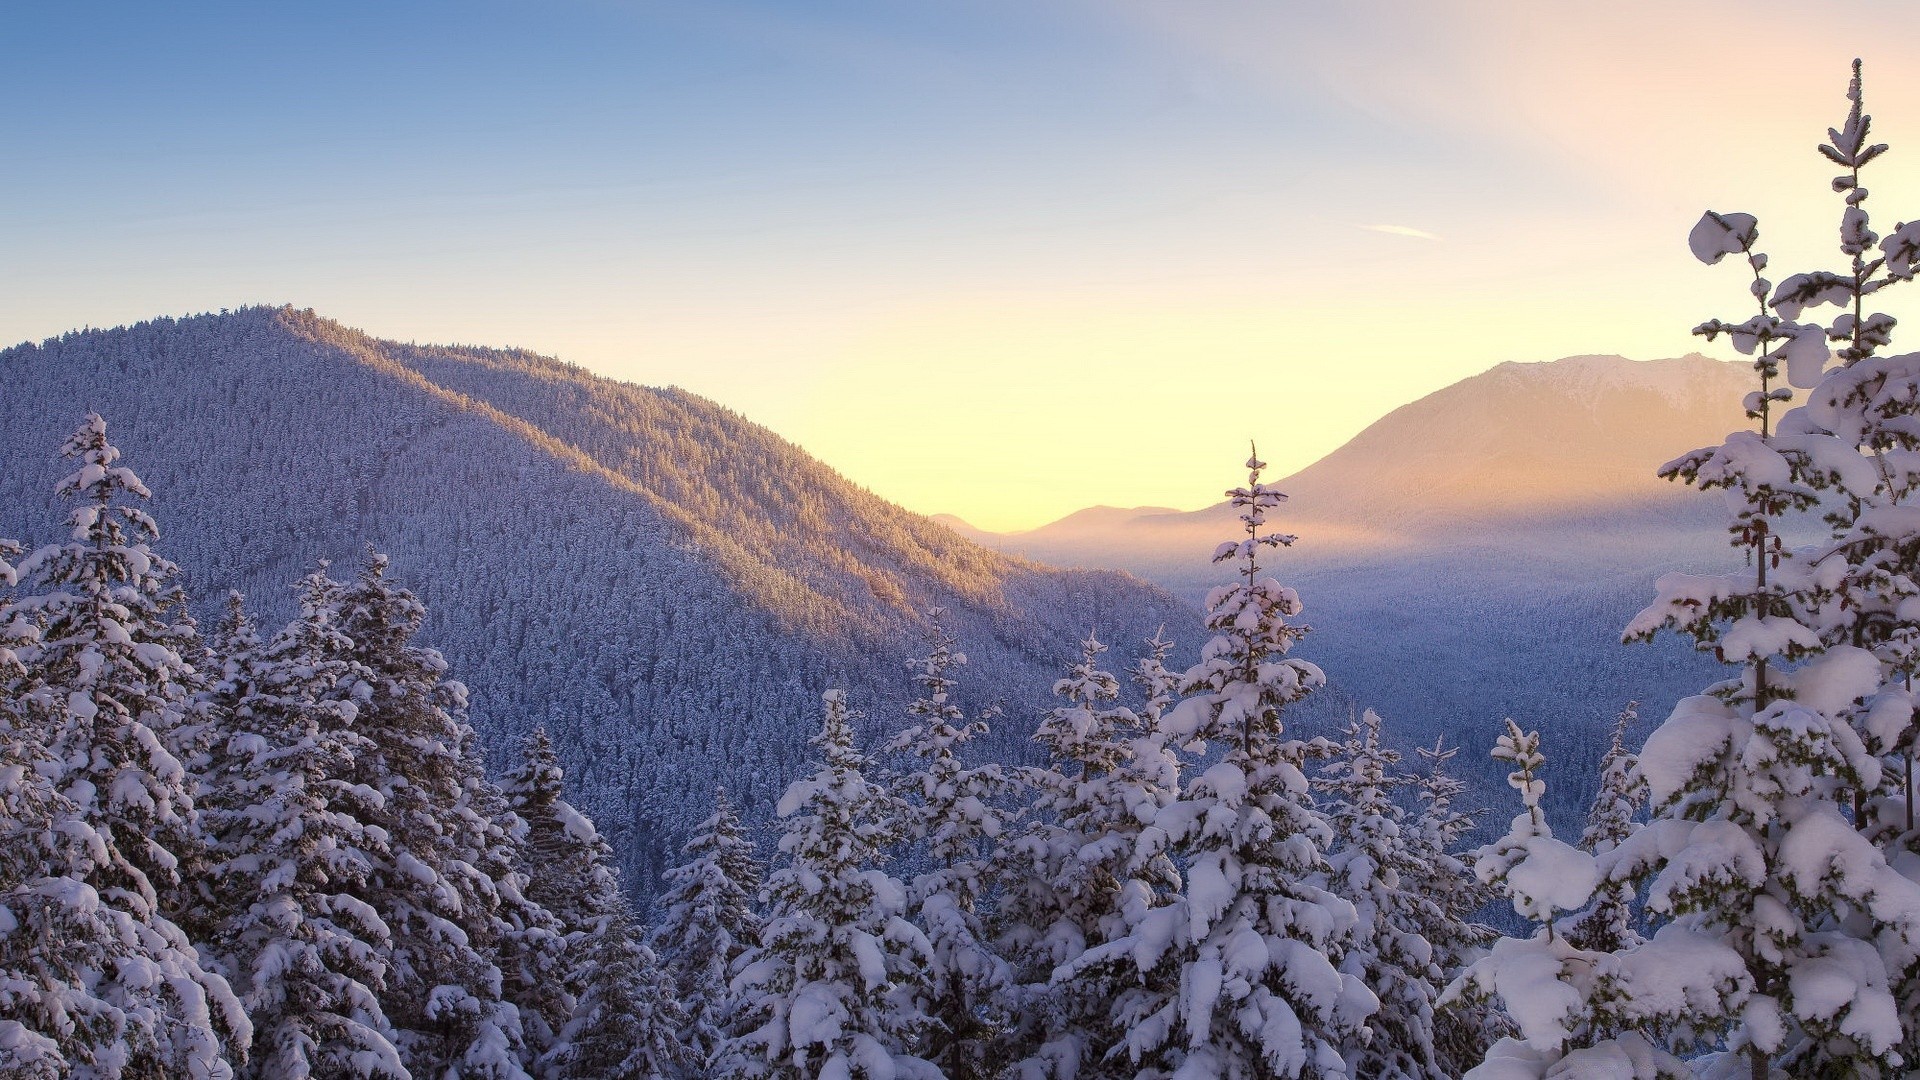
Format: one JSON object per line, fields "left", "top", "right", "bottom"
{"left": 8, "top": 2, "right": 1920, "bottom": 529}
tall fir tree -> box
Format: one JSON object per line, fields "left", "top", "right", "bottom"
{"left": 729, "top": 690, "right": 936, "bottom": 1079}
{"left": 883, "top": 610, "right": 1012, "bottom": 1080}
{"left": 197, "top": 589, "right": 406, "bottom": 1080}
{"left": 1403, "top": 738, "right": 1498, "bottom": 1077}
{"left": 544, "top": 906, "right": 686, "bottom": 1080}
{"left": 995, "top": 632, "right": 1181, "bottom": 1079}
{"left": 653, "top": 787, "right": 764, "bottom": 1073}
{"left": 1319, "top": 709, "right": 1447, "bottom": 1079}
{"left": 480, "top": 722, "right": 576, "bottom": 1068}
{"left": 323, "top": 552, "right": 530, "bottom": 1079}
{"left": 1559, "top": 704, "right": 1646, "bottom": 956}
{"left": 1614, "top": 62, "right": 1920, "bottom": 1077}
{"left": 1443, "top": 722, "right": 1702, "bottom": 1080}
{"left": 0, "top": 414, "right": 249, "bottom": 1075}
{"left": 1077, "top": 450, "right": 1375, "bottom": 1079}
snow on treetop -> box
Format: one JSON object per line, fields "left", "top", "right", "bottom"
{"left": 1689, "top": 211, "right": 1758, "bottom": 266}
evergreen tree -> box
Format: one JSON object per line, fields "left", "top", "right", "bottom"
{"left": 654, "top": 787, "right": 763, "bottom": 1072}
{"left": 491, "top": 730, "right": 581, "bottom": 1072}
{"left": 1443, "top": 722, "right": 1699, "bottom": 1080}
{"left": 1, "top": 413, "right": 249, "bottom": 1074}
{"left": 729, "top": 690, "right": 935, "bottom": 1079}
{"left": 1614, "top": 63, "right": 1920, "bottom": 1077}
{"left": 198, "top": 588, "right": 406, "bottom": 1079}
{"left": 544, "top": 907, "right": 686, "bottom": 1080}
{"left": 1403, "top": 738, "right": 1498, "bottom": 1077}
{"left": 996, "top": 632, "right": 1180, "bottom": 1079}
{"left": 1319, "top": 710, "right": 1446, "bottom": 1079}
{"left": 324, "top": 553, "right": 530, "bottom": 1080}
{"left": 883, "top": 610, "right": 1011, "bottom": 1080}
{"left": 1559, "top": 704, "right": 1646, "bottom": 955}
{"left": 1079, "top": 450, "right": 1375, "bottom": 1079}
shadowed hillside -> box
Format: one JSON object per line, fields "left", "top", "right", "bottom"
{"left": 0, "top": 307, "right": 1200, "bottom": 894}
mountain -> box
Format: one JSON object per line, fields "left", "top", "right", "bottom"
{"left": 0, "top": 307, "right": 1198, "bottom": 894}
{"left": 963, "top": 354, "right": 1760, "bottom": 805}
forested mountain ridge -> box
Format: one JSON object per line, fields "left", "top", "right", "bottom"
{"left": 0, "top": 306, "right": 1197, "bottom": 893}
{"left": 957, "top": 354, "right": 1755, "bottom": 804}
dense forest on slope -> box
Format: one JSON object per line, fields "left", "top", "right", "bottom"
{"left": 0, "top": 307, "right": 1196, "bottom": 892}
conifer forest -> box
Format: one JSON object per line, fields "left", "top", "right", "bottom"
{"left": 11, "top": 55, "right": 1920, "bottom": 1080}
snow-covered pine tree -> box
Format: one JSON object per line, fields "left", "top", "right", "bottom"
{"left": 1732, "top": 63, "right": 1920, "bottom": 1060}
{"left": 653, "top": 787, "right": 764, "bottom": 1073}
{"left": 995, "top": 632, "right": 1181, "bottom": 1079}
{"left": 882, "top": 610, "right": 1011, "bottom": 1080}
{"left": 324, "top": 552, "right": 531, "bottom": 1079}
{"left": 197, "top": 589, "right": 405, "bottom": 1080}
{"left": 0, "top": 413, "right": 249, "bottom": 1075}
{"left": 729, "top": 689, "right": 936, "bottom": 1079}
{"left": 0, "top": 697, "right": 240, "bottom": 1080}
{"left": 544, "top": 906, "right": 686, "bottom": 1080}
{"left": 1443, "top": 722, "right": 1705, "bottom": 1080}
{"left": 1078, "top": 449, "right": 1375, "bottom": 1079}
{"left": 492, "top": 728, "right": 588, "bottom": 1072}
{"left": 1404, "top": 737, "right": 1499, "bottom": 1078}
{"left": 1558, "top": 704, "right": 1645, "bottom": 955}
{"left": 1319, "top": 709, "right": 1446, "bottom": 1079}
{"left": 1616, "top": 62, "right": 1920, "bottom": 1077}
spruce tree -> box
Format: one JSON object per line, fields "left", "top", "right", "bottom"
{"left": 653, "top": 787, "right": 763, "bottom": 1072}
{"left": 544, "top": 907, "right": 686, "bottom": 1080}
{"left": 1613, "top": 62, "right": 1920, "bottom": 1076}
{"left": 729, "top": 690, "right": 935, "bottom": 1079}
{"left": 1403, "top": 738, "right": 1498, "bottom": 1077}
{"left": 1319, "top": 709, "right": 1446, "bottom": 1079}
{"left": 1443, "top": 722, "right": 1698, "bottom": 1079}
{"left": 1, "top": 413, "right": 249, "bottom": 1074}
{"left": 198, "top": 589, "right": 406, "bottom": 1079}
{"left": 883, "top": 610, "right": 1011, "bottom": 1080}
{"left": 1559, "top": 704, "right": 1646, "bottom": 955}
{"left": 324, "top": 552, "right": 530, "bottom": 1079}
{"left": 1081, "top": 450, "right": 1375, "bottom": 1079}
{"left": 995, "top": 632, "right": 1180, "bottom": 1079}
{"left": 491, "top": 729, "right": 581, "bottom": 1072}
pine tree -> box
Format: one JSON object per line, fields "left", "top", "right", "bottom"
{"left": 1079, "top": 450, "right": 1375, "bottom": 1079}
{"left": 653, "top": 787, "right": 763, "bottom": 1072}
{"left": 544, "top": 907, "right": 686, "bottom": 1080}
{"left": 995, "top": 632, "right": 1181, "bottom": 1079}
{"left": 1402, "top": 738, "right": 1498, "bottom": 1077}
{"left": 493, "top": 729, "right": 584, "bottom": 1072}
{"left": 198, "top": 589, "right": 406, "bottom": 1079}
{"left": 1, "top": 413, "right": 249, "bottom": 1075}
{"left": 1443, "top": 722, "right": 1698, "bottom": 1080}
{"left": 728, "top": 689, "right": 935, "bottom": 1079}
{"left": 324, "top": 552, "right": 531, "bottom": 1080}
{"left": 883, "top": 610, "right": 1011, "bottom": 1080}
{"left": 1559, "top": 704, "right": 1646, "bottom": 955}
{"left": 1319, "top": 709, "right": 1446, "bottom": 1079}
{"left": 1614, "top": 62, "right": 1920, "bottom": 1077}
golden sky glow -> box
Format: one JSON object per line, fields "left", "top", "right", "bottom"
{"left": 9, "top": 2, "right": 1920, "bottom": 530}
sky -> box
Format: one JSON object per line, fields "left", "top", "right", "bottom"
{"left": 8, "top": 2, "right": 1920, "bottom": 530}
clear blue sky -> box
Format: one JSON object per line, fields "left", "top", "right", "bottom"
{"left": 7, "top": 1, "right": 1919, "bottom": 528}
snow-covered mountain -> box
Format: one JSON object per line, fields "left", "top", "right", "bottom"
{"left": 957, "top": 354, "right": 1757, "bottom": 789}
{"left": 0, "top": 307, "right": 1198, "bottom": 893}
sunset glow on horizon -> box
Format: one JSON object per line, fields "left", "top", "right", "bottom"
{"left": 9, "top": 1, "right": 1920, "bottom": 530}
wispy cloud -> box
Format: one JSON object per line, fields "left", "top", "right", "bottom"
{"left": 1361, "top": 224, "right": 1441, "bottom": 241}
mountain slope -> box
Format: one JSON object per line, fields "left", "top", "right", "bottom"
{"left": 0, "top": 307, "right": 1198, "bottom": 893}
{"left": 965, "top": 354, "right": 1758, "bottom": 802}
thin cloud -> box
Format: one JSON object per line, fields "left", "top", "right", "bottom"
{"left": 1361, "top": 224, "right": 1442, "bottom": 241}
